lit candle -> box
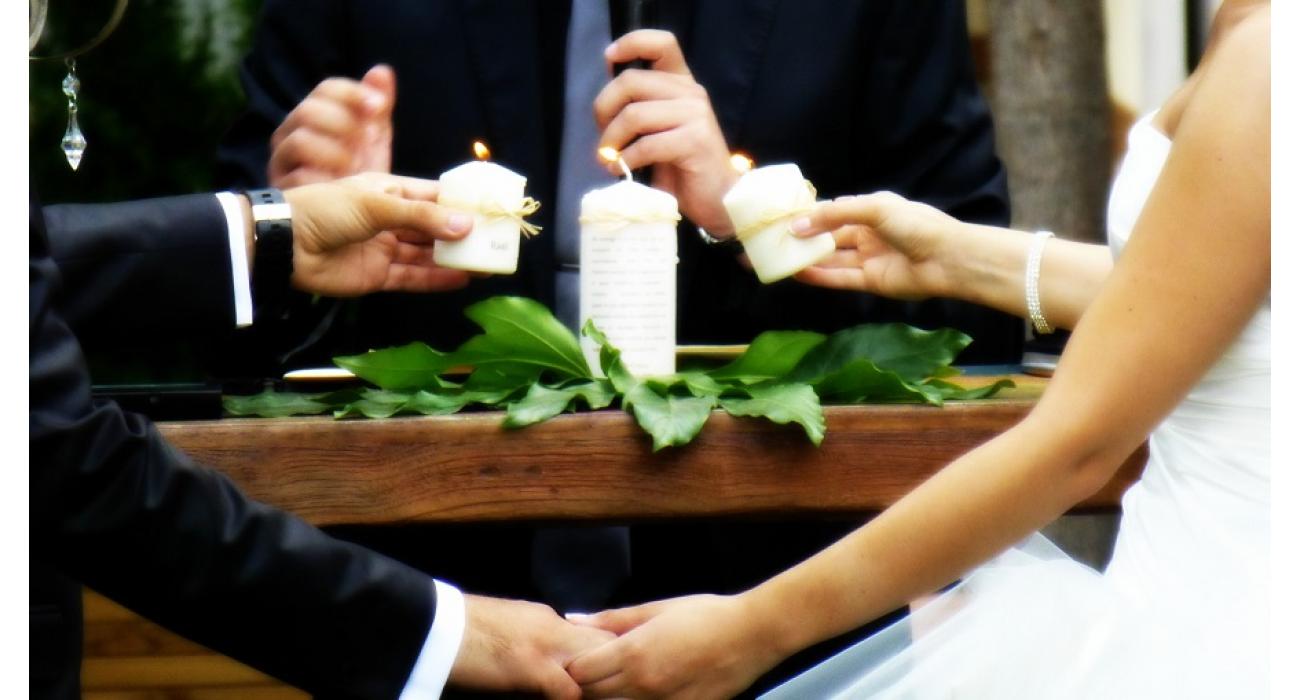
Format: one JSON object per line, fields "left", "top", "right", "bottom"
{"left": 579, "top": 148, "right": 681, "bottom": 377}
{"left": 432, "top": 141, "right": 540, "bottom": 274}
{"left": 722, "top": 162, "right": 836, "bottom": 284}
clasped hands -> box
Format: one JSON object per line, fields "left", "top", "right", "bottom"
{"left": 454, "top": 592, "right": 785, "bottom": 700}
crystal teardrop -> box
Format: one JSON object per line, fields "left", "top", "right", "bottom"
{"left": 62, "top": 110, "right": 86, "bottom": 171}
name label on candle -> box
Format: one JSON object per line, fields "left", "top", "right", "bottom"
{"left": 579, "top": 181, "right": 681, "bottom": 377}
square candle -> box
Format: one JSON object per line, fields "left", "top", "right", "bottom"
{"left": 433, "top": 160, "right": 532, "bottom": 274}
{"left": 723, "top": 163, "right": 836, "bottom": 284}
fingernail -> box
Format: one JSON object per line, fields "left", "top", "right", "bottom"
{"left": 364, "top": 91, "right": 386, "bottom": 112}
{"left": 791, "top": 217, "right": 812, "bottom": 234}
{"left": 565, "top": 612, "right": 592, "bottom": 622}
{"left": 604, "top": 43, "right": 618, "bottom": 59}
{"left": 448, "top": 214, "right": 472, "bottom": 233}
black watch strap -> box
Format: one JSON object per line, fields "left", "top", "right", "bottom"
{"left": 244, "top": 188, "right": 294, "bottom": 318}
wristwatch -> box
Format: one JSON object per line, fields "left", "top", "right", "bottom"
{"left": 244, "top": 188, "right": 294, "bottom": 315}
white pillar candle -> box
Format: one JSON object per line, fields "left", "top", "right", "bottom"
{"left": 433, "top": 160, "right": 537, "bottom": 274}
{"left": 722, "top": 163, "right": 836, "bottom": 284}
{"left": 579, "top": 180, "right": 681, "bottom": 377}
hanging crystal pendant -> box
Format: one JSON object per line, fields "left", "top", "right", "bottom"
{"left": 61, "top": 60, "right": 86, "bottom": 171}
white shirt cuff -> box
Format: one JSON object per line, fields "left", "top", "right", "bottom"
{"left": 400, "top": 579, "right": 467, "bottom": 699}
{"left": 214, "top": 192, "right": 254, "bottom": 327}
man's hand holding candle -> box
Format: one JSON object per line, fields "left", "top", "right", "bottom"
{"left": 268, "top": 64, "right": 396, "bottom": 188}
{"left": 596, "top": 29, "right": 738, "bottom": 237}
{"left": 278, "top": 172, "right": 473, "bottom": 296}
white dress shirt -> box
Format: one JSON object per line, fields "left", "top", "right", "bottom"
{"left": 213, "top": 192, "right": 467, "bottom": 696}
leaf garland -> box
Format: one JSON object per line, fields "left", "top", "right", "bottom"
{"left": 222, "top": 296, "right": 1013, "bottom": 449}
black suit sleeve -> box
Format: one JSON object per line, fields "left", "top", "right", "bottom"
{"left": 29, "top": 203, "right": 435, "bottom": 699}
{"left": 858, "top": 0, "right": 1009, "bottom": 227}
{"left": 42, "top": 194, "right": 237, "bottom": 345}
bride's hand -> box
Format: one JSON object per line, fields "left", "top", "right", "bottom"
{"left": 791, "top": 191, "right": 964, "bottom": 300}
{"left": 566, "top": 594, "right": 785, "bottom": 699}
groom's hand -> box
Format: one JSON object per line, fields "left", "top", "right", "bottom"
{"left": 449, "top": 595, "right": 615, "bottom": 700}
{"left": 280, "top": 172, "right": 473, "bottom": 296}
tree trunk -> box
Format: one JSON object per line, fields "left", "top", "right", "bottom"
{"left": 987, "top": 0, "right": 1111, "bottom": 243}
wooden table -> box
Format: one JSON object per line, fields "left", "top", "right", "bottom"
{"left": 157, "top": 375, "right": 1144, "bottom": 526}
{"left": 88, "top": 375, "right": 1144, "bottom": 696}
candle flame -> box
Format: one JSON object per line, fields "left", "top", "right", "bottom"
{"left": 730, "top": 152, "right": 754, "bottom": 174}
{"left": 598, "top": 146, "right": 634, "bottom": 182}
{"left": 473, "top": 141, "right": 491, "bottom": 160}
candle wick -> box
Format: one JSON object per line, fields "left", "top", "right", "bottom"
{"left": 617, "top": 156, "right": 633, "bottom": 182}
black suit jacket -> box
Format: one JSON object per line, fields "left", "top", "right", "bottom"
{"left": 30, "top": 195, "right": 436, "bottom": 699}
{"left": 218, "top": 0, "right": 1023, "bottom": 367}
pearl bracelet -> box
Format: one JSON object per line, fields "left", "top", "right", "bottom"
{"left": 1026, "top": 230, "right": 1055, "bottom": 335}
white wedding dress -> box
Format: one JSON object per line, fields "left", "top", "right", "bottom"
{"left": 763, "top": 113, "right": 1271, "bottom": 699}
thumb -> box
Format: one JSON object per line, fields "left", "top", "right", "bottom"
{"left": 792, "top": 191, "right": 902, "bottom": 238}
{"left": 358, "top": 190, "right": 473, "bottom": 243}
{"left": 360, "top": 64, "right": 397, "bottom": 117}
{"left": 566, "top": 603, "right": 663, "bottom": 636}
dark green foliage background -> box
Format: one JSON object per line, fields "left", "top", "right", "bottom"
{"left": 30, "top": 0, "right": 260, "bottom": 204}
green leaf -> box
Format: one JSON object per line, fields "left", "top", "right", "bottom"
{"left": 788, "top": 324, "right": 971, "bottom": 385}
{"left": 503, "top": 380, "right": 618, "bottom": 429}
{"left": 334, "top": 389, "right": 415, "bottom": 419}
{"left": 924, "top": 378, "right": 1016, "bottom": 401}
{"left": 582, "top": 320, "right": 638, "bottom": 393}
{"left": 709, "top": 331, "right": 827, "bottom": 382}
{"left": 623, "top": 384, "right": 716, "bottom": 452}
{"left": 813, "top": 358, "right": 940, "bottom": 406}
{"left": 570, "top": 380, "right": 618, "bottom": 410}
{"left": 720, "top": 382, "right": 826, "bottom": 445}
{"left": 405, "top": 390, "right": 480, "bottom": 416}
{"left": 334, "top": 342, "right": 454, "bottom": 391}
{"left": 452, "top": 297, "right": 592, "bottom": 380}
{"left": 644, "top": 371, "right": 728, "bottom": 399}
{"left": 504, "top": 384, "right": 578, "bottom": 428}
{"left": 223, "top": 389, "right": 334, "bottom": 417}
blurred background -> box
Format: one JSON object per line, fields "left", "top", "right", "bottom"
{"left": 30, "top": 1, "right": 1222, "bottom": 207}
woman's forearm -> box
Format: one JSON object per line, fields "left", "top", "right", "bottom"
{"left": 740, "top": 416, "right": 1132, "bottom": 659}
{"left": 941, "top": 223, "right": 1115, "bottom": 331}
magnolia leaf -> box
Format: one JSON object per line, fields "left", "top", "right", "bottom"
{"left": 223, "top": 389, "right": 334, "bottom": 417}
{"left": 504, "top": 384, "right": 578, "bottom": 428}
{"left": 334, "top": 342, "right": 454, "bottom": 391}
{"left": 644, "top": 371, "right": 728, "bottom": 399}
{"left": 788, "top": 324, "right": 970, "bottom": 385}
{"left": 570, "top": 379, "right": 618, "bottom": 410}
{"left": 405, "top": 390, "right": 479, "bottom": 416}
{"left": 503, "top": 379, "right": 618, "bottom": 429}
{"left": 720, "top": 382, "right": 826, "bottom": 445}
{"left": 709, "top": 331, "right": 826, "bottom": 382}
{"left": 582, "top": 320, "right": 638, "bottom": 393}
{"left": 334, "top": 389, "right": 415, "bottom": 419}
{"left": 924, "top": 378, "right": 1016, "bottom": 401}
{"left": 813, "top": 358, "right": 939, "bottom": 406}
{"left": 462, "top": 361, "right": 538, "bottom": 395}
{"left": 623, "top": 384, "right": 716, "bottom": 452}
{"left": 453, "top": 297, "right": 591, "bottom": 380}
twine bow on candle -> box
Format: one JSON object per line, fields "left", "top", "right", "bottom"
{"left": 732, "top": 180, "right": 819, "bottom": 243}
{"left": 438, "top": 194, "right": 543, "bottom": 237}
{"left": 578, "top": 209, "right": 683, "bottom": 227}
